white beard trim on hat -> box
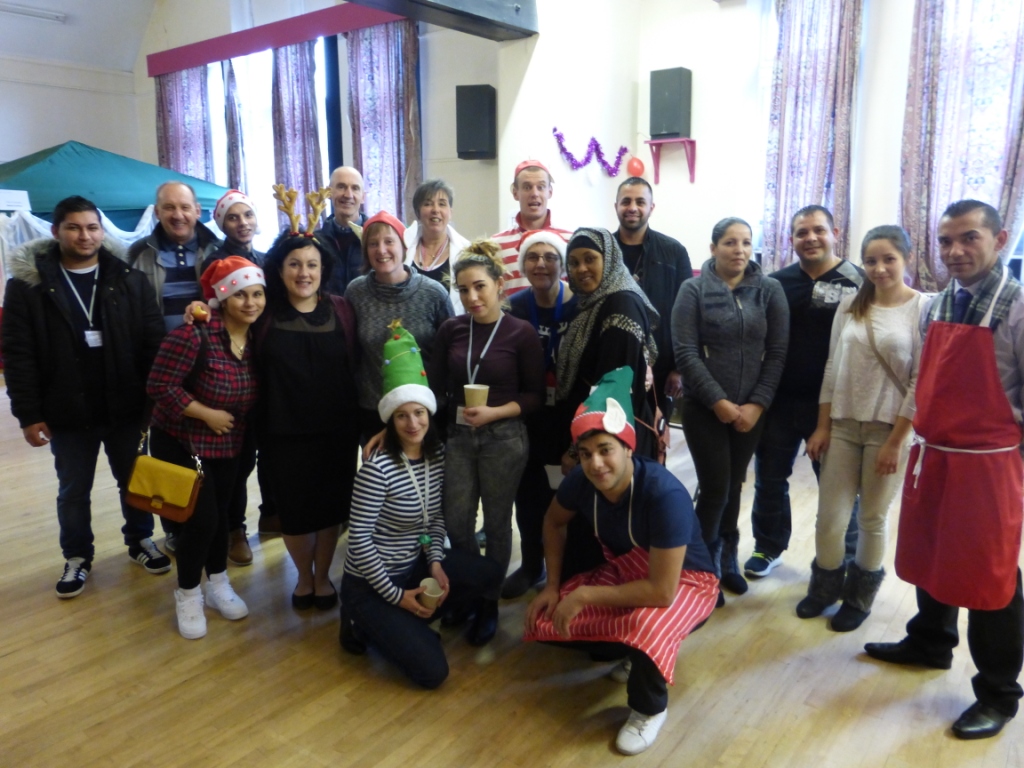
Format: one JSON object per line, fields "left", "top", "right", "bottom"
{"left": 602, "top": 397, "right": 628, "bottom": 436}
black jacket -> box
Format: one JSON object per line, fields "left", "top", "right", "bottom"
{"left": 615, "top": 227, "right": 692, "bottom": 400}
{"left": 2, "top": 239, "right": 166, "bottom": 429}
{"left": 315, "top": 213, "right": 367, "bottom": 296}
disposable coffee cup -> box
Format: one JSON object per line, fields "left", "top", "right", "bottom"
{"left": 418, "top": 577, "right": 444, "bottom": 609}
{"left": 545, "top": 464, "right": 564, "bottom": 490}
{"left": 464, "top": 384, "right": 489, "bottom": 408}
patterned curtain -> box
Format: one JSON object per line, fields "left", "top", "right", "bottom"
{"left": 155, "top": 66, "right": 214, "bottom": 181}
{"left": 762, "top": 0, "right": 861, "bottom": 270}
{"left": 346, "top": 20, "right": 422, "bottom": 222}
{"left": 272, "top": 41, "right": 323, "bottom": 231}
{"left": 222, "top": 60, "right": 247, "bottom": 192}
{"left": 901, "top": 0, "right": 1024, "bottom": 290}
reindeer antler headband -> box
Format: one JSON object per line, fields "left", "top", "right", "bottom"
{"left": 272, "top": 184, "right": 331, "bottom": 238}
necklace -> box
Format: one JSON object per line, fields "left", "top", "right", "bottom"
{"left": 230, "top": 335, "right": 247, "bottom": 358}
{"left": 418, "top": 235, "right": 449, "bottom": 269}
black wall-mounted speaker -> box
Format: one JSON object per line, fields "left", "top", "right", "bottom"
{"left": 650, "top": 67, "right": 692, "bottom": 138}
{"left": 456, "top": 84, "right": 497, "bottom": 160}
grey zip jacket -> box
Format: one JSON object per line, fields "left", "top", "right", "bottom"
{"left": 671, "top": 257, "right": 789, "bottom": 409}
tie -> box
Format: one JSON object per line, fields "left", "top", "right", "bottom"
{"left": 952, "top": 288, "right": 971, "bottom": 323}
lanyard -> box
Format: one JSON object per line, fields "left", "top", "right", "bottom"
{"left": 467, "top": 313, "right": 504, "bottom": 385}
{"left": 60, "top": 264, "right": 99, "bottom": 329}
{"left": 527, "top": 282, "right": 564, "bottom": 369}
{"left": 401, "top": 453, "right": 432, "bottom": 546}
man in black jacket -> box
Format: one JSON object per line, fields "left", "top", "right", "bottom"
{"left": 316, "top": 165, "right": 367, "bottom": 295}
{"left": 2, "top": 196, "right": 171, "bottom": 599}
{"left": 613, "top": 177, "right": 693, "bottom": 427}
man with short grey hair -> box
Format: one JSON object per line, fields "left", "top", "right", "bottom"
{"left": 317, "top": 165, "right": 367, "bottom": 295}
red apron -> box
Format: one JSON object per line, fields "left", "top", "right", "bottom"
{"left": 523, "top": 543, "right": 718, "bottom": 684}
{"left": 895, "top": 276, "right": 1024, "bottom": 610}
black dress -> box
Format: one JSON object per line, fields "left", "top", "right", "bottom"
{"left": 257, "top": 300, "right": 360, "bottom": 535}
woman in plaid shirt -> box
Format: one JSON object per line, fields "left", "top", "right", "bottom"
{"left": 147, "top": 256, "right": 265, "bottom": 640}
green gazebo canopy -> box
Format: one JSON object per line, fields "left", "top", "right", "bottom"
{"left": 0, "top": 141, "right": 229, "bottom": 230}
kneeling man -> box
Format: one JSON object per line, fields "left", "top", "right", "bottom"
{"left": 525, "top": 367, "right": 718, "bottom": 755}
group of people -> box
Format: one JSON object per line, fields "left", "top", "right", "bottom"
{"left": 3, "top": 151, "right": 1022, "bottom": 752}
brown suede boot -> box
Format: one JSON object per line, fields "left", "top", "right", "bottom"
{"left": 228, "top": 528, "right": 253, "bottom": 566}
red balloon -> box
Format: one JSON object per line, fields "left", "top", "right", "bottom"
{"left": 626, "top": 157, "right": 645, "bottom": 177}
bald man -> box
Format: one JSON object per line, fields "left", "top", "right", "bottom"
{"left": 316, "top": 166, "right": 368, "bottom": 295}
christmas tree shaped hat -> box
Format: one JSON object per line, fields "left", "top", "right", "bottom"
{"left": 570, "top": 366, "right": 636, "bottom": 449}
{"left": 378, "top": 320, "right": 437, "bottom": 422}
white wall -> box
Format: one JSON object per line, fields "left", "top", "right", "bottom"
{"left": 0, "top": 54, "right": 139, "bottom": 165}
{"left": 847, "top": 0, "right": 915, "bottom": 258}
{"left": 418, "top": 24, "right": 500, "bottom": 240}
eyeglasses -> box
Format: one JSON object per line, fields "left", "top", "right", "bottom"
{"left": 524, "top": 254, "right": 560, "bottom": 265}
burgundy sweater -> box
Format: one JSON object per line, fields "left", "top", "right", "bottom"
{"left": 429, "top": 312, "right": 545, "bottom": 422}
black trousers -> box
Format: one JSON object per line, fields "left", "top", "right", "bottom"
{"left": 513, "top": 458, "right": 555, "bottom": 579}
{"left": 681, "top": 397, "right": 765, "bottom": 548}
{"left": 548, "top": 641, "right": 668, "bottom": 715}
{"left": 905, "top": 569, "right": 1024, "bottom": 716}
{"left": 150, "top": 428, "right": 239, "bottom": 590}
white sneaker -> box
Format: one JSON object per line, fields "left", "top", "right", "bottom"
{"left": 609, "top": 658, "right": 632, "bottom": 684}
{"left": 205, "top": 572, "right": 249, "bottom": 620}
{"left": 175, "top": 588, "right": 207, "bottom": 639}
{"left": 616, "top": 708, "right": 668, "bottom": 755}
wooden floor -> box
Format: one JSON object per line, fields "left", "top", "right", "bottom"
{"left": 1, "top": 381, "right": 1021, "bottom": 768}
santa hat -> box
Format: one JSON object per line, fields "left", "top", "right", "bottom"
{"left": 513, "top": 159, "right": 552, "bottom": 183}
{"left": 363, "top": 210, "right": 406, "bottom": 242}
{"left": 518, "top": 229, "right": 568, "bottom": 278}
{"left": 200, "top": 256, "right": 265, "bottom": 308}
{"left": 212, "top": 190, "right": 256, "bottom": 231}
{"left": 570, "top": 366, "right": 636, "bottom": 450}
{"left": 378, "top": 321, "right": 437, "bottom": 423}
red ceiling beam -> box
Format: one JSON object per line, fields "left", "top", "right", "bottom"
{"left": 146, "top": 4, "right": 404, "bottom": 77}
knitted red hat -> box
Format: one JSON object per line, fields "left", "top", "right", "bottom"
{"left": 363, "top": 210, "right": 406, "bottom": 241}
{"left": 200, "top": 256, "right": 265, "bottom": 308}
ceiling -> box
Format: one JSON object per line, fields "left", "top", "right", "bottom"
{"left": 0, "top": 0, "right": 156, "bottom": 72}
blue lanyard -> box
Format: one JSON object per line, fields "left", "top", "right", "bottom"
{"left": 527, "top": 282, "right": 564, "bottom": 370}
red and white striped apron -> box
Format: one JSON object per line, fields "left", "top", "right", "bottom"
{"left": 524, "top": 542, "right": 718, "bottom": 684}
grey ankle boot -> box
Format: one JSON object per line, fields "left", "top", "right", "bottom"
{"left": 796, "top": 559, "right": 846, "bottom": 619}
{"left": 831, "top": 563, "right": 885, "bottom": 632}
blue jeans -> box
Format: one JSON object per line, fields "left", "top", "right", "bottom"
{"left": 751, "top": 396, "right": 858, "bottom": 558}
{"left": 444, "top": 418, "right": 528, "bottom": 600}
{"left": 341, "top": 550, "right": 504, "bottom": 689}
{"left": 49, "top": 421, "right": 154, "bottom": 561}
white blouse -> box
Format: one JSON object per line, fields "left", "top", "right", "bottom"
{"left": 820, "top": 292, "right": 929, "bottom": 425}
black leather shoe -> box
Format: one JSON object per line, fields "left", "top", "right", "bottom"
{"left": 291, "top": 591, "right": 315, "bottom": 610}
{"left": 500, "top": 567, "right": 544, "bottom": 600}
{"left": 314, "top": 586, "right": 338, "bottom": 611}
{"left": 863, "top": 639, "right": 952, "bottom": 669}
{"left": 952, "top": 702, "right": 1012, "bottom": 740}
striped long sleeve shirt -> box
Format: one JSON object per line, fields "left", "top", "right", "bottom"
{"left": 343, "top": 449, "right": 447, "bottom": 604}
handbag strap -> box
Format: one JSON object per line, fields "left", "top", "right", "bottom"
{"left": 864, "top": 308, "right": 908, "bottom": 398}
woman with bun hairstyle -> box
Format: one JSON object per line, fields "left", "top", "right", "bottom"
{"left": 345, "top": 210, "right": 453, "bottom": 444}
{"left": 671, "top": 217, "right": 789, "bottom": 606}
{"left": 147, "top": 256, "right": 265, "bottom": 639}
{"left": 799, "top": 225, "right": 925, "bottom": 631}
{"left": 340, "top": 324, "right": 503, "bottom": 687}
{"left": 427, "top": 239, "right": 545, "bottom": 645}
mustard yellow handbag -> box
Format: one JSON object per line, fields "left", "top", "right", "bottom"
{"left": 126, "top": 431, "right": 204, "bottom": 523}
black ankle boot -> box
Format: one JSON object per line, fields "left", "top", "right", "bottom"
{"left": 467, "top": 598, "right": 499, "bottom": 646}
{"left": 796, "top": 559, "right": 845, "bottom": 619}
{"left": 831, "top": 563, "right": 885, "bottom": 632}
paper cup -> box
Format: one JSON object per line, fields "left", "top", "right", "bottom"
{"left": 464, "top": 384, "right": 489, "bottom": 408}
{"left": 545, "top": 464, "right": 564, "bottom": 490}
{"left": 418, "top": 577, "right": 444, "bottom": 609}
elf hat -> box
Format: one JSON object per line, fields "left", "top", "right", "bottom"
{"left": 378, "top": 320, "right": 437, "bottom": 423}
{"left": 570, "top": 366, "right": 636, "bottom": 450}
{"left": 212, "top": 190, "right": 256, "bottom": 231}
{"left": 200, "top": 256, "right": 265, "bottom": 308}
{"left": 518, "top": 229, "right": 568, "bottom": 279}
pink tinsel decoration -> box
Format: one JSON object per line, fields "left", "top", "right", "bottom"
{"left": 552, "top": 127, "right": 629, "bottom": 176}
